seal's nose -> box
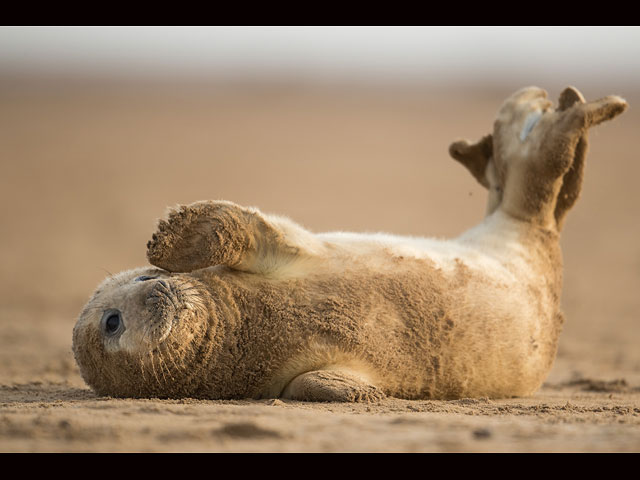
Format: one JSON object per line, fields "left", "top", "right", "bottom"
{"left": 146, "top": 278, "right": 176, "bottom": 313}
{"left": 135, "top": 275, "right": 157, "bottom": 282}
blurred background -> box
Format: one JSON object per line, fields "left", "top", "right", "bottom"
{"left": 1, "top": 26, "right": 638, "bottom": 387}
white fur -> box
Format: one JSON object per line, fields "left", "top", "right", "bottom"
{"left": 520, "top": 111, "right": 543, "bottom": 141}
{"left": 315, "top": 209, "right": 533, "bottom": 283}
{"left": 259, "top": 210, "right": 540, "bottom": 312}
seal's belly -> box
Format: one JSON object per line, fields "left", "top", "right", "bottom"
{"left": 248, "top": 262, "right": 556, "bottom": 400}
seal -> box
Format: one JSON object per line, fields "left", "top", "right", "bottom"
{"left": 72, "top": 86, "right": 627, "bottom": 401}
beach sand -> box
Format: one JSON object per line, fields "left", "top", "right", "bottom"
{"left": 1, "top": 80, "right": 638, "bottom": 452}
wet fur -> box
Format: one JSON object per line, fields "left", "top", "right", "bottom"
{"left": 72, "top": 86, "right": 627, "bottom": 401}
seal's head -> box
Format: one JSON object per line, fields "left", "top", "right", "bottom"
{"left": 72, "top": 267, "right": 213, "bottom": 398}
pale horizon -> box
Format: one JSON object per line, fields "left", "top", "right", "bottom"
{"left": 1, "top": 27, "right": 639, "bottom": 88}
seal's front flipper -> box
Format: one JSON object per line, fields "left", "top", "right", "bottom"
{"left": 281, "top": 369, "right": 386, "bottom": 403}
{"left": 147, "top": 200, "right": 323, "bottom": 274}
{"left": 147, "top": 200, "right": 266, "bottom": 272}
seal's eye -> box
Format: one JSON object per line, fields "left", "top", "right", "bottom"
{"left": 105, "top": 314, "right": 120, "bottom": 333}
{"left": 135, "top": 275, "right": 156, "bottom": 282}
{"left": 101, "top": 309, "right": 123, "bottom": 336}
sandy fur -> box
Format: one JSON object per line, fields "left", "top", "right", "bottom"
{"left": 72, "top": 86, "right": 627, "bottom": 402}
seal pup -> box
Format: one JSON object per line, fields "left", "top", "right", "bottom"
{"left": 72, "top": 86, "right": 627, "bottom": 401}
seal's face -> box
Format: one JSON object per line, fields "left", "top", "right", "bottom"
{"left": 72, "top": 267, "right": 212, "bottom": 398}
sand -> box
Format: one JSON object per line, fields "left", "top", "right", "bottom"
{"left": 1, "top": 79, "right": 639, "bottom": 452}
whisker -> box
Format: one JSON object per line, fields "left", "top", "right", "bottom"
{"left": 98, "top": 267, "right": 114, "bottom": 278}
{"left": 138, "top": 352, "right": 148, "bottom": 389}
{"left": 154, "top": 347, "right": 170, "bottom": 386}
{"left": 162, "top": 329, "right": 190, "bottom": 378}
{"left": 149, "top": 352, "right": 162, "bottom": 389}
